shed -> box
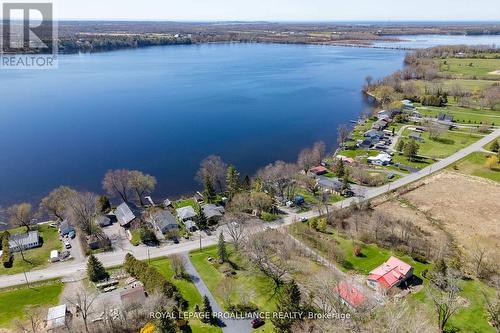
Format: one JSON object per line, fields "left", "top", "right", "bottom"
{"left": 309, "top": 165, "right": 328, "bottom": 175}
{"left": 335, "top": 281, "right": 366, "bottom": 310}
{"left": 184, "top": 220, "right": 197, "bottom": 232}
{"left": 46, "top": 304, "right": 69, "bottom": 330}
{"left": 96, "top": 215, "right": 111, "bottom": 227}
{"left": 50, "top": 250, "right": 60, "bottom": 263}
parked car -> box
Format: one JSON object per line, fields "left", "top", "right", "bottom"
{"left": 64, "top": 240, "right": 71, "bottom": 249}
{"left": 251, "top": 318, "right": 265, "bottom": 329}
{"left": 172, "top": 237, "right": 179, "bottom": 244}
{"left": 68, "top": 230, "right": 76, "bottom": 239}
{"left": 300, "top": 217, "right": 308, "bottom": 223}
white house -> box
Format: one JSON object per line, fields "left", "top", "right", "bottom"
{"left": 367, "top": 153, "right": 392, "bottom": 166}
{"left": 9, "top": 231, "right": 41, "bottom": 252}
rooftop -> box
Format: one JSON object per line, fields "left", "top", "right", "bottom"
{"left": 115, "top": 202, "right": 136, "bottom": 226}
{"left": 176, "top": 205, "right": 197, "bottom": 220}
{"left": 368, "top": 256, "right": 412, "bottom": 288}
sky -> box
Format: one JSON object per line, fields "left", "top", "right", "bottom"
{"left": 3, "top": 0, "right": 500, "bottom": 21}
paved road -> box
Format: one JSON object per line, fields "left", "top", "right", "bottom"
{"left": 0, "top": 127, "right": 498, "bottom": 289}
{"left": 183, "top": 253, "right": 252, "bottom": 333}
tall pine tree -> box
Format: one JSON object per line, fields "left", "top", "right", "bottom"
{"left": 217, "top": 233, "right": 228, "bottom": 262}
{"left": 226, "top": 165, "right": 240, "bottom": 198}
{"left": 87, "top": 254, "right": 109, "bottom": 282}
{"left": 197, "top": 205, "right": 208, "bottom": 230}
{"left": 201, "top": 295, "right": 215, "bottom": 324}
{"left": 203, "top": 174, "right": 216, "bottom": 203}
{"left": 271, "top": 280, "right": 302, "bottom": 333}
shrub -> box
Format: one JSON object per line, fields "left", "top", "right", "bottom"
{"left": 130, "top": 230, "right": 141, "bottom": 246}
{"left": 353, "top": 245, "right": 362, "bottom": 257}
{"left": 139, "top": 227, "right": 158, "bottom": 245}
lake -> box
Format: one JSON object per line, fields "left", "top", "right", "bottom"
{"left": 0, "top": 43, "right": 405, "bottom": 208}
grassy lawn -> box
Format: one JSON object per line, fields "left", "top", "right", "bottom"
{"left": 392, "top": 153, "right": 433, "bottom": 169}
{"left": 174, "top": 198, "right": 197, "bottom": 209}
{"left": 484, "top": 136, "right": 500, "bottom": 151}
{"left": 418, "top": 105, "right": 500, "bottom": 125}
{"left": 337, "top": 149, "right": 379, "bottom": 160}
{"left": 288, "top": 222, "right": 429, "bottom": 277}
{"left": 0, "top": 281, "right": 63, "bottom": 328}
{"left": 189, "top": 245, "right": 277, "bottom": 312}
{"left": 0, "top": 224, "right": 62, "bottom": 276}
{"left": 437, "top": 57, "right": 500, "bottom": 79}
{"left": 149, "top": 257, "right": 221, "bottom": 333}
{"left": 402, "top": 129, "right": 481, "bottom": 159}
{"left": 189, "top": 245, "right": 277, "bottom": 333}
{"left": 260, "top": 212, "right": 282, "bottom": 222}
{"left": 451, "top": 152, "right": 500, "bottom": 182}
{"left": 410, "top": 279, "right": 496, "bottom": 333}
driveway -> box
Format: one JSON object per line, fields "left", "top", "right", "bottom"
{"left": 183, "top": 253, "right": 252, "bottom": 333}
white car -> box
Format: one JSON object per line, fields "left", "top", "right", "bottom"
{"left": 64, "top": 240, "right": 71, "bottom": 249}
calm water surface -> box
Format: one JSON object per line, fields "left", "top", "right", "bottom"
{"left": 1, "top": 43, "right": 406, "bottom": 208}
{"left": 375, "top": 34, "right": 500, "bottom": 48}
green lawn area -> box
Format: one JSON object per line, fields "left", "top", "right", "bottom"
{"left": 288, "top": 222, "right": 430, "bottom": 277}
{"left": 337, "top": 149, "right": 379, "bottom": 160}
{"left": 260, "top": 212, "right": 282, "bottom": 222}
{"left": 0, "top": 224, "right": 62, "bottom": 276}
{"left": 484, "top": 136, "right": 500, "bottom": 151}
{"left": 410, "top": 279, "right": 496, "bottom": 333}
{"left": 189, "top": 245, "right": 277, "bottom": 333}
{"left": 418, "top": 105, "right": 500, "bottom": 125}
{"left": 451, "top": 152, "right": 500, "bottom": 182}
{"left": 149, "top": 257, "right": 221, "bottom": 333}
{"left": 0, "top": 281, "right": 63, "bottom": 328}
{"left": 439, "top": 78, "right": 496, "bottom": 93}
{"left": 402, "top": 128, "right": 481, "bottom": 159}
{"left": 437, "top": 57, "right": 500, "bottom": 79}
{"left": 174, "top": 198, "right": 197, "bottom": 209}
{"left": 392, "top": 153, "right": 433, "bottom": 169}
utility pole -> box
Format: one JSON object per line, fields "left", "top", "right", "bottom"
{"left": 199, "top": 231, "right": 202, "bottom": 252}
{"left": 23, "top": 269, "right": 30, "bottom": 288}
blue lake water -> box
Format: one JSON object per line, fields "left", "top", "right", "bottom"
{"left": 0, "top": 43, "right": 405, "bottom": 207}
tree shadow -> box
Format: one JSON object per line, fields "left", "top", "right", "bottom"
{"left": 432, "top": 137, "right": 455, "bottom": 145}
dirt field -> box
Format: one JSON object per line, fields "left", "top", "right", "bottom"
{"left": 375, "top": 171, "right": 500, "bottom": 259}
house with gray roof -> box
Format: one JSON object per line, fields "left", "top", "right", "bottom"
{"left": 149, "top": 210, "right": 179, "bottom": 234}
{"left": 59, "top": 219, "right": 75, "bottom": 236}
{"left": 184, "top": 220, "right": 197, "bottom": 232}
{"left": 96, "top": 215, "right": 111, "bottom": 227}
{"left": 201, "top": 204, "right": 225, "bottom": 224}
{"left": 115, "top": 202, "right": 138, "bottom": 227}
{"left": 9, "top": 231, "right": 41, "bottom": 252}
{"left": 176, "top": 206, "right": 197, "bottom": 221}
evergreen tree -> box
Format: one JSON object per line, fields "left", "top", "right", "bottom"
{"left": 217, "top": 233, "right": 228, "bottom": 262}
{"left": 156, "top": 306, "right": 177, "bottom": 333}
{"left": 1, "top": 232, "right": 12, "bottom": 268}
{"left": 97, "top": 195, "right": 111, "bottom": 213}
{"left": 252, "top": 177, "right": 263, "bottom": 192}
{"left": 491, "top": 140, "right": 500, "bottom": 152}
{"left": 335, "top": 158, "right": 345, "bottom": 178}
{"left": 403, "top": 139, "right": 419, "bottom": 161}
{"left": 396, "top": 139, "right": 406, "bottom": 152}
{"left": 226, "top": 165, "right": 241, "bottom": 198}
{"left": 201, "top": 295, "right": 214, "bottom": 324}
{"left": 341, "top": 174, "right": 351, "bottom": 196}
{"left": 271, "top": 280, "right": 302, "bottom": 332}
{"left": 242, "top": 175, "right": 251, "bottom": 192}
{"left": 203, "top": 174, "right": 216, "bottom": 203}
{"left": 87, "top": 254, "right": 109, "bottom": 282}
{"left": 196, "top": 206, "right": 208, "bottom": 230}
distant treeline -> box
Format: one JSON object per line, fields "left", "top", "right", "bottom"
{"left": 59, "top": 34, "right": 192, "bottom": 54}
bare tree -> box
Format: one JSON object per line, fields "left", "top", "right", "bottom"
{"left": 471, "top": 245, "right": 488, "bottom": 278}
{"left": 66, "top": 288, "right": 98, "bottom": 333}
{"left": 224, "top": 214, "right": 247, "bottom": 251}
{"left": 312, "top": 141, "right": 326, "bottom": 164}
{"left": 482, "top": 287, "right": 500, "bottom": 332}
{"left": 128, "top": 170, "right": 157, "bottom": 206}
{"left": 297, "top": 148, "right": 316, "bottom": 173}
{"left": 102, "top": 169, "right": 132, "bottom": 203}
{"left": 39, "top": 186, "right": 77, "bottom": 221}
{"left": 65, "top": 192, "right": 98, "bottom": 235}
{"left": 217, "top": 277, "right": 236, "bottom": 308}
{"left": 7, "top": 203, "right": 34, "bottom": 232}
{"left": 15, "top": 306, "right": 46, "bottom": 333}
{"left": 427, "top": 272, "right": 462, "bottom": 333}
{"left": 196, "top": 155, "right": 227, "bottom": 193}
{"left": 337, "top": 124, "right": 350, "bottom": 148}
{"left": 426, "top": 121, "right": 447, "bottom": 140}
{"left": 307, "top": 269, "right": 343, "bottom": 314}
{"left": 257, "top": 161, "right": 298, "bottom": 199}
{"left": 170, "top": 254, "right": 186, "bottom": 279}
{"left": 249, "top": 192, "right": 274, "bottom": 216}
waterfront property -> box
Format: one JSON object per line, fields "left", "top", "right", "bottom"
{"left": 115, "top": 202, "right": 139, "bottom": 228}
{"left": 176, "top": 206, "right": 197, "bottom": 222}
{"left": 9, "top": 231, "right": 41, "bottom": 252}
{"left": 148, "top": 210, "right": 179, "bottom": 234}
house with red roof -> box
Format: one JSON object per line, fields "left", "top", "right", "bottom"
{"left": 309, "top": 165, "right": 328, "bottom": 175}
{"left": 367, "top": 256, "right": 413, "bottom": 289}
{"left": 334, "top": 281, "right": 366, "bottom": 310}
